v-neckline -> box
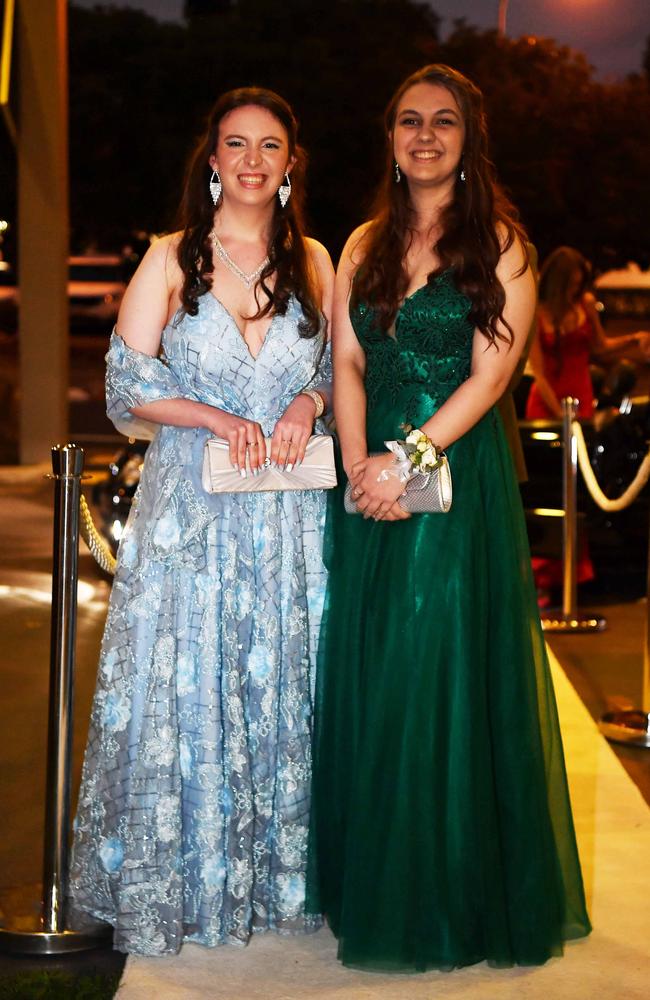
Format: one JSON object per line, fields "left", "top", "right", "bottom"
{"left": 399, "top": 271, "right": 449, "bottom": 312}
{"left": 207, "top": 292, "right": 278, "bottom": 362}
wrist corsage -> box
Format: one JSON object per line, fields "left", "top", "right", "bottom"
{"left": 378, "top": 425, "right": 442, "bottom": 483}
{"left": 343, "top": 424, "right": 452, "bottom": 514}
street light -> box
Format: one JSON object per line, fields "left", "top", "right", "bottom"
{"left": 498, "top": 0, "right": 509, "bottom": 37}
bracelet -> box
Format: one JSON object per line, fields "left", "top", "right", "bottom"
{"left": 301, "top": 389, "right": 325, "bottom": 419}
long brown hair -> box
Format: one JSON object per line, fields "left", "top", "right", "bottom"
{"left": 351, "top": 64, "right": 527, "bottom": 345}
{"left": 538, "top": 246, "right": 590, "bottom": 326}
{"left": 538, "top": 246, "right": 591, "bottom": 372}
{"left": 176, "top": 87, "right": 320, "bottom": 338}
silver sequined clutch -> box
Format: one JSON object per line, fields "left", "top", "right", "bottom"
{"left": 202, "top": 434, "right": 337, "bottom": 493}
{"left": 343, "top": 453, "right": 452, "bottom": 514}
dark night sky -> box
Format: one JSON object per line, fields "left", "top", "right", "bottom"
{"left": 73, "top": 0, "right": 650, "bottom": 79}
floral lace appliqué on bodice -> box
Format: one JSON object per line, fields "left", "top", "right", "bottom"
{"left": 351, "top": 271, "right": 474, "bottom": 416}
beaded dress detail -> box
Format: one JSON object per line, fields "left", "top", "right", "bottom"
{"left": 69, "top": 292, "right": 331, "bottom": 955}
{"left": 306, "top": 272, "right": 591, "bottom": 971}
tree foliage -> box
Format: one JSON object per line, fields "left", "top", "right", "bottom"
{"left": 438, "top": 24, "right": 650, "bottom": 267}
{"left": 59, "top": 3, "right": 650, "bottom": 267}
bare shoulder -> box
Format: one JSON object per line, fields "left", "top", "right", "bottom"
{"left": 305, "top": 237, "right": 335, "bottom": 285}
{"left": 305, "top": 237, "right": 333, "bottom": 271}
{"left": 345, "top": 221, "right": 373, "bottom": 260}
{"left": 147, "top": 232, "right": 183, "bottom": 286}
{"left": 339, "top": 221, "right": 374, "bottom": 276}
{"left": 495, "top": 226, "right": 529, "bottom": 284}
{"left": 116, "top": 233, "right": 183, "bottom": 352}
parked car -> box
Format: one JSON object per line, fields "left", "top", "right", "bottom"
{"left": 594, "top": 263, "right": 650, "bottom": 322}
{"left": 520, "top": 363, "right": 650, "bottom": 599}
{"left": 92, "top": 441, "right": 147, "bottom": 555}
{"left": 0, "top": 254, "right": 128, "bottom": 331}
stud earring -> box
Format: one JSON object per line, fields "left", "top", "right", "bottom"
{"left": 209, "top": 169, "right": 222, "bottom": 205}
{"left": 460, "top": 169, "right": 466, "bottom": 182}
{"left": 278, "top": 173, "right": 292, "bottom": 208}
{"left": 394, "top": 161, "right": 401, "bottom": 183}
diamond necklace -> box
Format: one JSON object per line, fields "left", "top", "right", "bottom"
{"left": 209, "top": 231, "right": 269, "bottom": 290}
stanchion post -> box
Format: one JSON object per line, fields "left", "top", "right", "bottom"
{"left": 562, "top": 398, "right": 578, "bottom": 618}
{"left": 643, "top": 521, "right": 650, "bottom": 715}
{"left": 541, "top": 398, "right": 606, "bottom": 633}
{"left": 0, "top": 444, "right": 112, "bottom": 953}
{"left": 42, "top": 444, "right": 83, "bottom": 933}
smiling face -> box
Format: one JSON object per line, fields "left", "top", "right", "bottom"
{"left": 392, "top": 82, "right": 465, "bottom": 189}
{"left": 209, "top": 104, "right": 294, "bottom": 207}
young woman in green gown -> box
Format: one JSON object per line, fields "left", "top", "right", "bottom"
{"left": 306, "top": 64, "right": 591, "bottom": 972}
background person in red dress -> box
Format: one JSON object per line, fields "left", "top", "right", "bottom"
{"left": 526, "top": 246, "right": 650, "bottom": 604}
{"left": 526, "top": 246, "right": 650, "bottom": 420}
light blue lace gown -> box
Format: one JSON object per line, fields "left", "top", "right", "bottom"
{"left": 69, "top": 293, "right": 332, "bottom": 955}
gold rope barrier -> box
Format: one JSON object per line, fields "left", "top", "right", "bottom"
{"left": 573, "top": 420, "right": 650, "bottom": 512}
{"left": 79, "top": 494, "right": 117, "bottom": 575}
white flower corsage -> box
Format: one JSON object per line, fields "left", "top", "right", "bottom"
{"left": 378, "top": 424, "right": 442, "bottom": 483}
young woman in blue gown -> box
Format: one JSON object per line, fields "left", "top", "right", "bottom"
{"left": 307, "top": 64, "right": 591, "bottom": 972}
{"left": 69, "top": 88, "right": 334, "bottom": 955}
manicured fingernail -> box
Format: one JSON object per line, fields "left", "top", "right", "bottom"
{"left": 233, "top": 463, "right": 239, "bottom": 471}
{"left": 286, "top": 463, "right": 293, "bottom": 472}
{"left": 271, "top": 461, "right": 277, "bottom": 469}
{"left": 240, "top": 469, "right": 247, "bottom": 478}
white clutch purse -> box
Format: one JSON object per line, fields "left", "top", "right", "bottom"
{"left": 202, "top": 434, "right": 337, "bottom": 494}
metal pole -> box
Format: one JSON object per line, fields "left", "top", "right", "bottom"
{"left": 562, "top": 398, "right": 578, "bottom": 618}
{"left": 641, "top": 568, "right": 650, "bottom": 720}
{"left": 498, "top": 0, "right": 509, "bottom": 36}
{"left": 42, "top": 444, "right": 83, "bottom": 932}
{"left": 0, "top": 444, "right": 111, "bottom": 953}
{"left": 541, "top": 398, "right": 606, "bottom": 633}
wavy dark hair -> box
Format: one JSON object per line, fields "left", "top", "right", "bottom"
{"left": 538, "top": 246, "right": 591, "bottom": 372}
{"left": 176, "top": 87, "right": 320, "bottom": 338}
{"left": 539, "top": 246, "right": 591, "bottom": 324}
{"left": 351, "top": 64, "right": 528, "bottom": 345}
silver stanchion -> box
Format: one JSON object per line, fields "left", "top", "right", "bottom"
{"left": 599, "top": 508, "right": 650, "bottom": 748}
{"left": 541, "top": 397, "right": 606, "bottom": 633}
{"left": 0, "top": 444, "right": 111, "bottom": 953}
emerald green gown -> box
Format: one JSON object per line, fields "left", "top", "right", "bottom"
{"left": 306, "top": 272, "right": 591, "bottom": 971}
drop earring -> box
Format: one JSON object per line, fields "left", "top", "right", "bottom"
{"left": 278, "top": 173, "right": 292, "bottom": 208}
{"left": 460, "top": 169, "right": 466, "bottom": 182}
{"left": 394, "top": 161, "right": 401, "bottom": 183}
{"left": 209, "top": 169, "right": 222, "bottom": 205}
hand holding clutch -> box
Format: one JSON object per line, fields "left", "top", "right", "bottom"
{"left": 344, "top": 446, "right": 452, "bottom": 514}
{"left": 202, "top": 434, "right": 337, "bottom": 494}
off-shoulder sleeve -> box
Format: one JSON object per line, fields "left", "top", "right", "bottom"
{"left": 105, "top": 330, "right": 187, "bottom": 439}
